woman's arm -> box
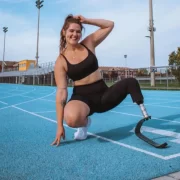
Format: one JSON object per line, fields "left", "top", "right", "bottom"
{"left": 76, "top": 15, "right": 114, "bottom": 48}
{"left": 55, "top": 56, "right": 68, "bottom": 128}
{"left": 51, "top": 56, "right": 68, "bottom": 146}
{"left": 85, "top": 18, "right": 114, "bottom": 28}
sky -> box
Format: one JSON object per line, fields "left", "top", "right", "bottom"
{"left": 0, "top": 0, "right": 180, "bottom": 68}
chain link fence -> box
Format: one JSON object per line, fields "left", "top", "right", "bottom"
{"left": 101, "top": 66, "right": 180, "bottom": 89}
{"left": 0, "top": 63, "right": 179, "bottom": 89}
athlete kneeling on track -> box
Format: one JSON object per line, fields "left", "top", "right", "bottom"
{"left": 51, "top": 14, "right": 149, "bottom": 146}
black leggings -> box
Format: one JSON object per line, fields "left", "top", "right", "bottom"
{"left": 68, "top": 78, "right": 144, "bottom": 116}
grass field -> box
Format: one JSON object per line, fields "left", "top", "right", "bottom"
{"left": 105, "top": 81, "right": 180, "bottom": 90}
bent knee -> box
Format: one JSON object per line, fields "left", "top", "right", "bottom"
{"left": 63, "top": 101, "right": 90, "bottom": 127}
{"left": 64, "top": 112, "right": 78, "bottom": 127}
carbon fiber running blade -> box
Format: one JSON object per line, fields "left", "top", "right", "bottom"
{"left": 135, "top": 116, "right": 168, "bottom": 149}
{"left": 136, "top": 131, "right": 168, "bottom": 148}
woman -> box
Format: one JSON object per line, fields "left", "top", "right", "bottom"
{"left": 51, "top": 14, "right": 149, "bottom": 146}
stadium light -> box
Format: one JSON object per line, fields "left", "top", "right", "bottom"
{"left": 124, "top": 55, "right": 127, "bottom": 67}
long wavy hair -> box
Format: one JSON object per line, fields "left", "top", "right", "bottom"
{"left": 59, "top": 14, "right": 84, "bottom": 53}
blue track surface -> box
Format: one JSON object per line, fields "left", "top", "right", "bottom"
{"left": 0, "top": 83, "right": 180, "bottom": 180}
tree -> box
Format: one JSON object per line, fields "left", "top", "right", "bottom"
{"left": 137, "top": 68, "right": 149, "bottom": 76}
{"left": 168, "top": 47, "right": 180, "bottom": 84}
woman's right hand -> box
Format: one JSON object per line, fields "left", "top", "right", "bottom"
{"left": 73, "top": 15, "right": 87, "bottom": 23}
{"left": 51, "top": 126, "right": 65, "bottom": 147}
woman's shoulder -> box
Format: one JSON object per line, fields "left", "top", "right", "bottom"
{"left": 80, "top": 39, "right": 95, "bottom": 54}
{"left": 55, "top": 54, "right": 67, "bottom": 68}
{"left": 56, "top": 54, "right": 65, "bottom": 62}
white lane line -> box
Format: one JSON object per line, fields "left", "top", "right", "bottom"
{"left": 130, "top": 126, "right": 180, "bottom": 144}
{"left": 110, "top": 111, "right": 180, "bottom": 124}
{"left": 164, "top": 153, "right": 180, "bottom": 160}
{"left": 40, "top": 99, "right": 136, "bottom": 108}
{"left": 86, "top": 132, "right": 167, "bottom": 160}
{"left": 19, "top": 95, "right": 34, "bottom": 99}
{"left": 0, "top": 106, "right": 13, "bottom": 111}
{"left": 2, "top": 87, "right": 18, "bottom": 94}
{"left": 146, "top": 104, "right": 180, "bottom": 109}
{"left": 118, "top": 104, "right": 135, "bottom": 107}
{"left": 26, "top": 98, "right": 180, "bottom": 124}
{"left": 0, "top": 100, "right": 8, "bottom": 105}
{"left": 12, "top": 105, "right": 180, "bottom": 160}
{"left": 40, "top": 99, "right": 55, "bottom": 103}
{"left": 12, "top": 106, "right": 57, "bottom": 124}
{"left": 144, "top": 98, "right": 180, "bottom": 101}
{"left": 144, "top": 95, "right": 180, "bottom": 98}
{"left": 143, "top": 91, "right": 179, "bottom": 98}
{"left": 0, "top": 90, "right": 56, "bottom": 111}
{"left": 0, "top": 89, "right": 36, "bottom": 100}
{"left": 123, "top": 100, "right": 180, "bottom": 106}
{"left": 32, "top": 110, "right": 55, "bottom": 114}
{"left": 146, "top": 100, "right": 180, "bottom": 105}
{"left": 16, "top": 90, "right": 56, "bottom": 106}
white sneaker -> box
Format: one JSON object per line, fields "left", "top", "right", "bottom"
{"left": 74, "top": 117, "right": 91, "bottom": 140}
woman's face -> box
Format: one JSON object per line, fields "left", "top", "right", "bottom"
{"left": 64, "top": 23, "right": 82, "bottom": 46}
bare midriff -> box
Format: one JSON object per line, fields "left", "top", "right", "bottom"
{"left": 73, "top": 69, "right": 102, "bottom": 86}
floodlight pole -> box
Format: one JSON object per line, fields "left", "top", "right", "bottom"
{"left": 149, "top": 0, "right": 156, "bottom": 86}
{"left": 35, "top": 0, "right": 44, "bottom": 68}
{"left": 2, "top": 27, "right": 8, "bottom": 73}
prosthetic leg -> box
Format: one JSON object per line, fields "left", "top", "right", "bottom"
{"left": 135, "top": 104, "right": 168, "bottom": 148}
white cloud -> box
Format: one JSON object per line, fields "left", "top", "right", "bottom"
{"left": 0, "top": 0, "right": 30, "bottom": 3}
{"left": 55, "top": 0, "right": 68, "bottom": 4}
{"left": 0, "top": 0, "right": 180, "bottom": 68}
{"left": 0, "top": 11, "right": 32, "bottom": 30}
{"left": 73, "top": 0, "right": 180, "bottom": 67}
{"left": 0, "top": 10, "right": 59, "bottom": 64}
{"left": 0, "top": 29, "right": 59, "bottom": 64}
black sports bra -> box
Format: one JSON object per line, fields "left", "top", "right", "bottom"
{"left": 61, "top": 43, "right": 99, "bottom": 81}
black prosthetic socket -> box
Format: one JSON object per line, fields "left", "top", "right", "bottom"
{"left": 136, "top": 100, "right": 143, "bottom": 105}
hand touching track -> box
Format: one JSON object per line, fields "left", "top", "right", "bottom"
{"left": 51, "top": 126, "right": 65, "bottom": 146}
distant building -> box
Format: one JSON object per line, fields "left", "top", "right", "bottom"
{"left": 99, "top": 66, "right": 137, "bottom": 79}
{"left": 0, "top": 61, "right": 18, "bottom": 72}
{"left": 18, "top": 60, "right": 36, "bottom": 71}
